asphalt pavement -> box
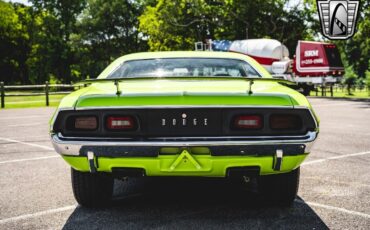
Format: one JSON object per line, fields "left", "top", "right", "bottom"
{"left": 0, "top": 98, "right": 369, "bottom": 230}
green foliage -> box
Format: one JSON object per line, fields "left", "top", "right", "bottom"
{"left": 0, "top": 0, "right": 369, "bottom": 84}
{"left": 343, "top": 66, "right": 357, "bottom": 95}
{"left": 0, "top": 1, "right": 27, "bottom": 84}
{"left": 346, "top": 1, "right": 370, "bottom": 79}
{"left": 365, "top": 61, "right": 370, "bottom": 94}
{"left": 139, "top": 0, "right": 311, "bottom": 53}
{"left": 75, "top": 0, "right": 148, "bottom": 79}
{"left": 324, "top": 1, "right": 369, "bottom": 79}
{"left": 29, "top": 0, "right": 88, "bottom": 83}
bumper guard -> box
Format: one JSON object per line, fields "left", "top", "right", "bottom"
{"left": 51, "top": 131, "right": 318, "bottom": 157}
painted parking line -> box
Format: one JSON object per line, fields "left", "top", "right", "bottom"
{"left": 0, "top": 137, "right": 53, "bottom": 151}
{"left": 0, "top": 155, "right": 59, "bottom": 165}
{"left": 1, "top": 199, "right": 369, "bottom": 225}
{"left": 7, "top": 122, "right": 44, "bottom": 127}
{"left": 0, "top": 115, "right": 50, "bottom": 120}
{"left": 312, "top": 102, "right": 360, "bottom": 107}
{"left": 295, "top": 199, "right": 370, "bottom": 219}
{"left": 0, "top": 205, "right": 76, "bottom": 225}
{"left": 302, "top": 150, "right": 370, "bottom": 166}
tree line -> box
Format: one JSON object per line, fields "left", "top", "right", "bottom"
{"left": 0, "top": 0, "right": 369, "bottom": 84}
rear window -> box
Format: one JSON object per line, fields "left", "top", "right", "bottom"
{"left": 108, "top": 58, "right": 261, "bottom": 79}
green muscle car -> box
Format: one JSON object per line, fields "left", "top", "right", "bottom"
{"left": 50, "top": 51, "right": 319, "bottom": 207}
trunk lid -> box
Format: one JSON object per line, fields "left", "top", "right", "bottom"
{"left": 74, "top": 79, "right": 294, "bottom": 108}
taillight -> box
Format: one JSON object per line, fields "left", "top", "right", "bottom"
{"left": 233, "top": 115, "right": 262, "bottom": 129}
{"left": 74, "top": 116, "right": 98, "bottom": 130}
{"left": 106, "top": 116, "right": 136, "bottom": 130}
{"left": 270, "top": 114, "right": 302, "bottom": 130}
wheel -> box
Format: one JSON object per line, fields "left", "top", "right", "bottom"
{"left": 258, "top": 167, "right": 300, "bottom": 206}
{"left": 71, "top": 168, "right": 114, "bottom": 208}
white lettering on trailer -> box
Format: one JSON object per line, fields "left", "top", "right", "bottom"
{"left": 304, "top": 50, "right": 319, "bottom": 57}
{"left": 301, "top": 58, "right": 324, "bottom": 65}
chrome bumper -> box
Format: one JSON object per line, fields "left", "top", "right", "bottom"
{"left": 51, "top": 131, "right": 318, "bottom": 157}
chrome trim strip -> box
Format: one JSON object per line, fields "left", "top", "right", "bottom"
{"left": 56, "top": 132, "right": 313, "bottom": 141}
{"left": 77, "top": 92, "right": 292, "bottom": 98}
{"left": 293, "top": 105, "right": 310, "bottom": 109}
{"left": 51, "top": 131, "right": 318, "bottom": 156}
{"left": 74, "top": 105, "right": 294, "bottom": 110}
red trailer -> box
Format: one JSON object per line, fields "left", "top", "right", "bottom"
{"left": 203, "top": 39, "right": 345, "bottom": 95}
{"left": 293, "top": 41, "right": 344, "bottom": 95}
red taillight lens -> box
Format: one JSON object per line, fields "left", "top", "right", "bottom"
{"left": 270, "top": 114, "right": 302, "bottom": 130}
{"left": 107, "top": 116, "right": 135, "bottom": 130}
{"left": 234, "top": 115, "right": 262, "bottom": 129}
{"left": 74, "top": 116, "right": 97, "bottom": 130}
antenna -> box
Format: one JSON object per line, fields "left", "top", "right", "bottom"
{"left": 114, "top": 80, "right": 121, "bottom": 96}
{"left": 248, "top": 79, "right": 254, "bottom": 95}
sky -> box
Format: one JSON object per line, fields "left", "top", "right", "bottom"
{"left": 8, "top": 0, "right": 31, "bottom": 5}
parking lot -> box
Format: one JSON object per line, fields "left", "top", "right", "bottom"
{"left": 0, "top": 98, "right": 369, "bottom": 230}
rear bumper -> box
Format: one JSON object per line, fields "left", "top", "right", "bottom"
{"left": 51, "top": 131, "right": 317, "bottom": 157}
{"left": 62, "top": 154, "right": 308, "bottom": 176}
{"left": 52, "top": 132, "right": 317, "bottom": 177}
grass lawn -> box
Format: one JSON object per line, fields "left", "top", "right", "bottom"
{"left": 1, "top": 94, "right": 65, "bottom": 109}
{"left": 1, "top": 89, "right": 368, "bottom": 110}
{"left": 309, "top": 89, "right": 370, "bottom": 99}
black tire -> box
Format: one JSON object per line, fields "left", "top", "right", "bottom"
{"left": 258, "top": 167, "right": 300, "bottom": 206}
{"left": 71, "top": 168, "right": 114, "bottom": 208}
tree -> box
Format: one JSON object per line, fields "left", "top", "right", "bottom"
{"left": 0, "top": 1, "right": 44, "bottom": 84}
{"left": 0, "top": 0, "right": 23, "bottom": 83}
{"left": 305, "top": 0, "right": 370, "bottom": 79}
{"left": 139, "top": 0, "right": 311, "bottom": 54}
{"left": 12, "top": 4, "right": 39, "bottom": 84}
{"left": 30, "top": 0, "right": 87, "bottom": 83}
{"left": 365, "top": 61, "right": 370, "bottom": 95}
{"left": 343, "top": 66, "right": 357, "bottom": 95}
{"left": 346, "top": 2, "right": 370, "bottom": 78}
{"left": 75, "top": 0, "right": 148, "bottom": 79}
{"left": 1, "top": 0, "right": 368, "bottom": 84}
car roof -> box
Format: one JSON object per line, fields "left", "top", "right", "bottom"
{"left": 97, "top": 51, "right": 271, "bottom": 79}
{"left": 116, "top": 51, "right": 253, "bottom": 62}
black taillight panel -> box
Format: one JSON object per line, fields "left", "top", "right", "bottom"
{"left": 52, "top": 108, "right": 316, "bottom": 137}
{"left": 270, "top": 114, "right": 303, "bottom": 130}
{"left": 105, "top": 115, "right": 139, "bottom": 131}
{"left": 53, "top": 110, "right": 142, "bottom": 137}
{"left": 232, "top": 115, "right": 263, "bottom": 130}
{"left": 66, "top": 115, "right": 98, "bottom": 131}
{"left": 222, "top": 108, "right": 315, "bottom": 136}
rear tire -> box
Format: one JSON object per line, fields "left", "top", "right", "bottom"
{"left": 71, "top": 168, "right": 114, "bottom": 208}
{"left": 258, "top": 167, "right": 300, "bottom": 206}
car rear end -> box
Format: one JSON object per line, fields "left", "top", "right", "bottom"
{"left": 51, "top": 105, "right": 317, "bottom": 177}
{"left": 50, "top": 51, "right": 319, "bottom": 207}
